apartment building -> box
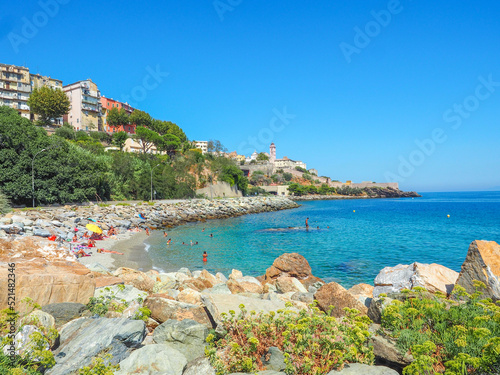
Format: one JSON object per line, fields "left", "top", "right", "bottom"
{"left": 0, "top": 63, "right": 31, "bottom": 119}
{"left": 63, "top": 79, "right": 102, "bottom": 131}
{"left": 101, "top": 96, "right": 136, "bottom": 134}
{"left": 193, "top": 140, "right": 208, "bottom": 154}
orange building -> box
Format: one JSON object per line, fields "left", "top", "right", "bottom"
{"left": 100, "top": 96, "right": 136, "bottom": 134}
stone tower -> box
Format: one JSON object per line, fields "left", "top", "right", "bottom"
{"left": 270, "top": 143, "right": 276, "bottom": 163}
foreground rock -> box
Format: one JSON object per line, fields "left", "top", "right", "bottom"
{"left": 201, "top": 294, "right": 292, "bottom": 324}
{"left": 115, "top": 344, "right": 187, "bottom": 375}
{"left": 456, "top": 240, "right": 500, "bottom": 300}
{"left": 348, "top": 283, "right": 374, "bottom": 308}
{"left": 153, "top": 319, "right": 209, "bottom": 362}
{"left": 330, "top": 363, "right": 399, "bottom": 374}
{"left": 183, "top": 357, "right": 215, "bottom": 375}
{"left": 145, "top": 294, "right": 212, "bottom": 327}
{"left": 0, "top": 237, "right": 95, "bottom": 310}
{"left": 373, "top": 262, "right": 458, "bottom": 297}
{"left": 314, "top": 281, "right": 368, "bottom": 317}
{"left": 263, "top": 253, "right": 324, "bottom": 290}
{"left": 47, "top": 317, "right": 146, "bottom": 375}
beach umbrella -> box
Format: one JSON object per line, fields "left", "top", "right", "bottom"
{"left": 86, "top": 223, "right": 103, "bottom": 234}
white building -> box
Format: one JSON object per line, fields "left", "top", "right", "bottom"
{"left": 63, "top": 79, "right": 102, "bottom": 131}
{"left": 193, "top": 140, "right": 208, "bottom": 154}
{"left": 274, "top": 156, "right": 307, "bottom": 170}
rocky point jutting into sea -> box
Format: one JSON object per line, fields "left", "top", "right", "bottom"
{"left": 1, "top": 196, "right": 499, "bottom": 375}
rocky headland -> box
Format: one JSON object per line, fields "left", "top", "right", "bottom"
{"left": 290, "top": 188, "right": 421, "bottom": 201}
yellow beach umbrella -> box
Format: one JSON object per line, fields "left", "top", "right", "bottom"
{"left": 86, "top": 223, "right": 103, "bottom": 234}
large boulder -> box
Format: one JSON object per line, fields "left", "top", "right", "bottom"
{"left": 0, "top": 238, "right": 95, "bottom": 310}
{"left": 47, "top": 317, "right": 146, "bottom": 375}
{"left": 144, "top": 294, "right": 212, "bottom": 327}
{"left": 263, "top": 253, "right": 323, "bottom": 289}
{"left": 113, "top": 267, "right": 155, "bottom": 293}
{"left": 456, "top": 240, "right": 500, "bottom": 300}
{"left": 348, "top": 283, "right": 374, "bottom": 308}
{"left": 314, "top": 281, "right": 368, "bottom": 318}
{"left": 373, "top": 262, "right": 458, "bottom": 297}
{"left": 368, "top": 324, "right": 413, "bottom": 368}
{"left": 153, "top": 319, "right": 209, "bottom": 362}
{"left": 115, "top": 344, "right": 187, "bottom": 375}
{"left": 275, "top": 276, "right": 308, "bottom": 294}
{"left": 41, "top": 303, "right": 88, "bottom": 327}
{"left": 227, "top": 276, "right": 264, "bottom": 294}
{"left": 201, "top": 294, "right": 292, "bottom": 324}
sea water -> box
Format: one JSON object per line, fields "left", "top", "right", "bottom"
{"left": 145, "top": 191, "right": 500, "bottom": 288}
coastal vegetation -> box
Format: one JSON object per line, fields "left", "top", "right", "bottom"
{"left": 206, "top": 303, "right": 373, "bottom": 375}
{"left": 0, "top": 190, "right": 10, "bottom": 214}
{"left": 0, "top": 107, "right": 247, "bottom": 205}
{"left": 27, "top": 86, "right": 70, "bottom": 127}
{"left": 380, "top": 284, "right": 500, "bottom": 375}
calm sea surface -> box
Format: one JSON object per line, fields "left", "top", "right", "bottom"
{"left": 144, "top": 192, "right": 500, "bottom": 288}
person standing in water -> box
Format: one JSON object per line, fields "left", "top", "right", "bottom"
{"left": 305, "top": 217, "right": 309, "bottom": 229}
{"left": 203, "top": 251, "right": 208, "bottom": 262}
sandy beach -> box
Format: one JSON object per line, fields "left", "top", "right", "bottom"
{"left": 76, "top": 229, "right": 152, "bottom": 272}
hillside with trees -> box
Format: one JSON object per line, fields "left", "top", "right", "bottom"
{"left": 0, "top": 106, "right": 247, "bottom": 205}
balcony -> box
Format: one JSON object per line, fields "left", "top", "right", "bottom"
{"left": 82, "top": 96, "right": 98, "bottom": 104}
{"left": 1, "top": 74, "right": 20, "bottom": 82}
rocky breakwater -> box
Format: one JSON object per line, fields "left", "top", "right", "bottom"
{"left": 0, "top": 196, "right": 299, "bottom": 240}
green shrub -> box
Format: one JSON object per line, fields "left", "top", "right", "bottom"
{"left": 381, "top": 282, "right": 500, "bottom": 375}
{"left": 77, "top": 353, "right": 118, "bottom": 375}
{"left": 0, "top": 190, "right": 11, "bottom": 214}
{"left": 206, "top": 303, "right": 373, "bottom": 375}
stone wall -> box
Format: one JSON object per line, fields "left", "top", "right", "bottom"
{"left": 196, "top": 181, "right": 243, "bottom": 198}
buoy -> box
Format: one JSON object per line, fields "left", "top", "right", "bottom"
{"left": 353, "top": 210, "right": 356, "bottom": 213}
{"left": 447, "top": 214, "right": 450, "bottom": 218}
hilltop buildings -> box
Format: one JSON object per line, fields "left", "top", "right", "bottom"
{"left": 101, "top": 96, "right": 136, "bottom": 134}
{"left": 63, "top": 79, "right": 102, "bottom": 131}
{"left": 0, "top": 64, "right": 41, "bottom": 120}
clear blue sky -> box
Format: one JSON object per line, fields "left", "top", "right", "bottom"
{"left": 1, "top": 1, "right": 500, "bottom": 192}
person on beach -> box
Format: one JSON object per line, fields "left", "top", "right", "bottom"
{"left": 72, "top": 234, "right": 78, "bottom": 242}
{"left": 97, "top": 248, "right": 124, "bottom": 255}
{"left": 305, "top": 217, "right": 309, "bottom": 229}
{"left": 203, "top": 251, "right": 207, "bottom": 262}
{"left": 83, "top": 231, "right": 89, "bottom": 239}
{"left": 75, "top": 248, "right": 90, "bottom": 258}
{"left": 145, "top": 227, "right": 150, "bottom": 236}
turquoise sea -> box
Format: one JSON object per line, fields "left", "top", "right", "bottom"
{"left": 144, "top": 192, "right": 500, "bottom": 288}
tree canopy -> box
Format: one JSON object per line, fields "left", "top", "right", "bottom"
{"left": 27, "top": 86, "right": 70, "bottom": 126}
{"left": 107, "top": 107, "right": 129, "bottom": 127}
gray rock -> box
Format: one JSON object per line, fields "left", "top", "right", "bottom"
{"left": 291, "top": 292, "right": 314, "bottom": 304}
{"left": 47, "top": 317, "right": 146, "bottom": 375}
{"left": 41, "top": 303, "right": 87, "bottom": 326}
{"left": 201, "top": 294, "right": 293, "bottom": 324}
{"left": 115, "top": 344, "right": 187, "bottom": 375}
{"left": 202, "top": 283, "right": 232, "bottom": 295}
{"left": 153, "top": 319, "right": 209, "bottom": 363}
{"left": 261, "top": 346, "right": 285, "bottom": 371}
{"left": 33, "top": 228, "right": 51, "bottom": 237}
{"left": 95, "top": 284, "right": 148, "bottom": 305}
{"left": 2, "top": 325, "right": 48, "bottom": 358}
{"left": 20, "top": 310, "right": 55, "bottom": 331}
{"left": 368, "top": 324, "right": 413, "bottom": 367}
{"left": 178, "top": 267, "right": 192, "bottom": 277}
{"left": 367, "top": 297, "right": 394, "bottom": 324}
{"left": 183, "top": 357, "right": 215, "bottom": 375}
{"left": 0, "top": 217, "right": 12, "bottom": 224}
{"left": 329, "top": 363, "right": 399, "bottom": 374}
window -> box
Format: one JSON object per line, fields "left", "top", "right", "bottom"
{"left": 77, "top": 119, "right": 79, "bottom": 123}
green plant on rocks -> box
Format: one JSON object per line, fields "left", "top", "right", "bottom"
{"left": 86, "top": 289, "right": 129, "bottom": 317}
{"left": 133, "top": 307, "right": 151, "bottom": 322}
{"left": 77, "top": 353, "right": 119, "bottom": 375}
{"left": 0, "top": 190, "right": 10, "bottom": 214}
{"left": 380, "top": 282, "right": 500, "bottom": 374}
{"left": 206, "top": 302, "right": 373, "bottom": 375}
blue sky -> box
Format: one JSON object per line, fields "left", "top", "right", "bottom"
{"left": 1, "top": 1, "right": 500, "bottom": 192}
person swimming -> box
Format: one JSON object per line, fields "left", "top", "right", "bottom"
{"left": 163, "top": 231, "right": 168, "bottom": 237}
{"left": 209, "top": 233, "right": 213, "bottom": 238}
{"left": 167, "top": 238, "right": 172, "bottom": 245}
